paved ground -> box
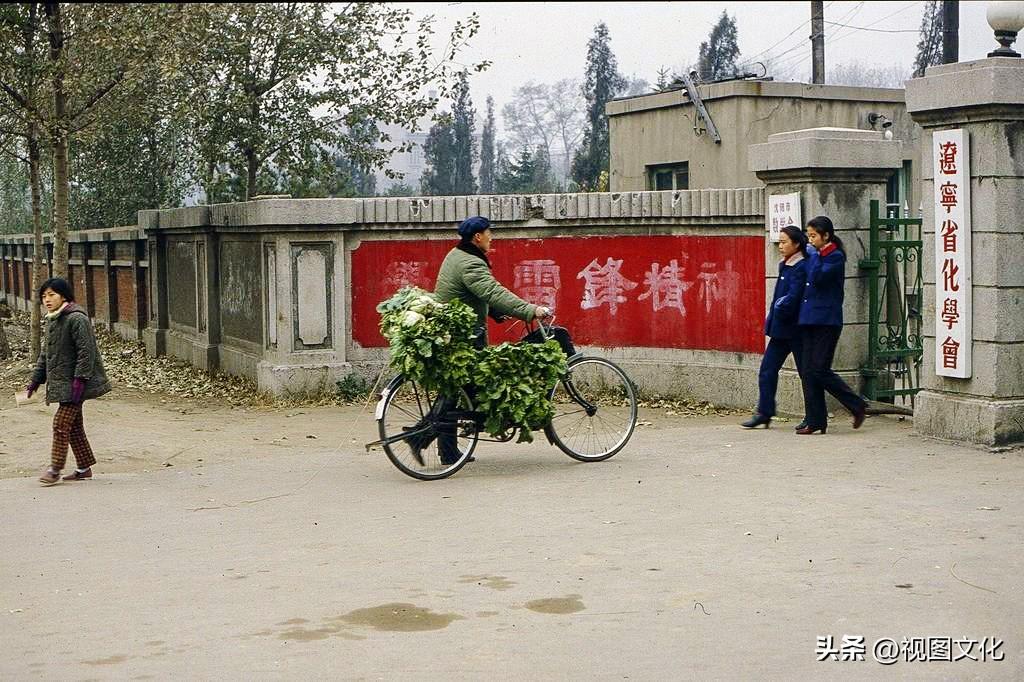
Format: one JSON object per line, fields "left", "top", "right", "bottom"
{"left": 1, "top": 393, "right": 1022, "bottom": 680}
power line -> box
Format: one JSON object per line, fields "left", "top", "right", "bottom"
{"left": 744, "top": 0, "right": 836, "bottom": 69}
{"left": 772, "top": 1, "right": 866, "bottom": 73}
{"left": 744, "top": 1, "right": 834, "bottom": 62}
{"left": 779, "top": 1, "right": 919, "bottom": 75}
{"left": 824, "top": 20, "right": 919, "bottom": 33}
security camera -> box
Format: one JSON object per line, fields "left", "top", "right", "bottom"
{"left": 868, "top": 112, "right": 893, "bottom": 129}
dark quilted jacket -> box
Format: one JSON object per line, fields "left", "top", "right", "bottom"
{"left": 31, "top": 303, "right": 112, "bottom": 405}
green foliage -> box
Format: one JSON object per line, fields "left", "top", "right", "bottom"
{"left": 697, "top": 11, "right": 740, "bottom": 82}
{"left": 479, "top": 96, "right": 496, "bottom": 193}
{"left": 473, "top": 340, "right": 566, "bottom": 443}
{"left": 180, "top": 4, "right": 484, "bottom": 202}
{"left": 571, "top": 22, "right": 626, "bottom": 191}
{"left": 377, "top": 287, "right": 567, "bottom": 442}
{"left": 0, "top": 153, "right": 34, "bottom": 234}
{"left": 382, "top": 182, "right": 416, "bottom": 197}
{"left": 495, "top": 145, "right": 556, "bottom": 194}
{"left": 377, "top": 287, "right": 478, "bottom": 397}
{"left": 420, "top": 114, "right": 456, "bottom": 196}
{"left": 336, "top": 373, "right": 370, "bottom": 401}
{"left": 451, "top": 71, "right": 477, "bottom": 195}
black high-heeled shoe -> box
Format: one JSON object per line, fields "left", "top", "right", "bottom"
{"left": 794, "top": 421, "right": 807, "bottom": 431}
{"left": 741, "top": 414, "right": 771, "bottom": 429}
{"left": 795, "top": 425, "right": 827, "bottom": 435}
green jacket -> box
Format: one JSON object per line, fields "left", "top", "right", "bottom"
{"left": 31, "top": 303, "right": 112, "bottom": 405}
{"left": 434, "top": 243, "right": 538, "bottom": 342}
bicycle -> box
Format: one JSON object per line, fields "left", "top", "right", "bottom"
{"left": 366, "top": 319, "right": 639, "bottom": 480}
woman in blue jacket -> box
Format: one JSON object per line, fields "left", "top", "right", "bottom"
{"left": 742, "top": 225, "right": 809, "bottom": 428}
{"left": 795, "top": 216, "right": 867, "bottom": 435}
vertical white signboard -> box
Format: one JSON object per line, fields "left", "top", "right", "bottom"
{"left": 933, "top": 129, "right": 971, "bottom": 378}
{"left": 768, "top": 193, "right": 801, "bottom": 243}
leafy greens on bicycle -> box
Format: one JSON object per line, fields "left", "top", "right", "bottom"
{"left": 377, "top": 287, "right": 567, "bottom": 442}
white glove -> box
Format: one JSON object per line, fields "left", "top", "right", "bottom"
{"left": 536, "top": 306, "right": 553, "bottom": 320}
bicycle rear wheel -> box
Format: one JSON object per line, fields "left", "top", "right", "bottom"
{"left": 544, "top": 356, "right": 637, "bottom": 461}
{"left": 378, "top": 375, "right": 479, "bottom": 480}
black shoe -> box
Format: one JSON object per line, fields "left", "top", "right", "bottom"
{"left": 794, "top": 421, "right": 807, "bottom": 431}
{"left": 741, "top": 414, "right": 771, "bottom": 429}
{"left": 403, "top": 424, "right": 432, "bottom": 466}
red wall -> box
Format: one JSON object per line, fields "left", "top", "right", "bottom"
{"left": 351, "top": 235, "right": 765, "bottom": 353}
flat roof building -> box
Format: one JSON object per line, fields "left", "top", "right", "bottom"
{"left": 607, "top": 80, "right": 921, "bottom": 215}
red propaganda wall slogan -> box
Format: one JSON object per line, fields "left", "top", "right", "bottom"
{"left": 351, "top": 235, "right": 765, "bottom": 353}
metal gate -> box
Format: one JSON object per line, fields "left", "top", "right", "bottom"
{"left": 858, "top": 199, "right": 924, "bottom": 408}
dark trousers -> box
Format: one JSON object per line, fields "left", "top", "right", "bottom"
{"left": 799, "top": 325, "right": 866, "bottom": 428}
{"left": 435, "top": 386, "right": 476, "bottom": 465}
{"left": 757, "top": 336, "right": 803, "bottom": 418}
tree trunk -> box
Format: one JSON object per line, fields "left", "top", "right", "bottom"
{"left": 25, "top": 3, "right": 43, "bottom": 358}
{"left": 0, "top": 316, "right": 10, "bottom": 360}
{"left": 28, "top": 127, "right": 43, "bottom": 359}
{"left": 46, "top": 2, "right": 69, "bottom": 279}
{"left": 245, "top": 147, "right": 258, "bottom": 200}
{"left": 51, "top": 130, "right": 68, "bottom": 279}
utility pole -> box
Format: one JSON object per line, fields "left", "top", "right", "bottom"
{"left": 942, "top": 0, "right": 959, "bottom": 63}
{"left": 811, "top": 1, "right": 825, "bottom": 84}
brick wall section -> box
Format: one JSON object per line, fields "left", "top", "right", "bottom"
{"left": 0, "top": 227, "right": 149, "bottom": 340}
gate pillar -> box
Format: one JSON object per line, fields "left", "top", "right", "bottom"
{"left": 907, "top": 57, "right": 1024, "bottom": 446}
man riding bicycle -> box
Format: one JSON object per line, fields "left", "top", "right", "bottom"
{"left": 408, "top": 216, "right": 553, "bottom": 465}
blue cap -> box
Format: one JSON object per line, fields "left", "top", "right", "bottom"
{"left": 457, "top": 216, "right": 491, "bottom": 239}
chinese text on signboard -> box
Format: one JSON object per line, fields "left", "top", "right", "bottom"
{"left": 768, "top": 193, "right": 801, "bottom": 243}
{"left": 933, "top": 129, "right": 971, "bottom": 378}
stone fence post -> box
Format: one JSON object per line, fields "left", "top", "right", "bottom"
{"left": 906, "top": 58, "right": 1024, "bottom": 445}
{"left": 749, "top": 128, "right": 903, "bottom": 414}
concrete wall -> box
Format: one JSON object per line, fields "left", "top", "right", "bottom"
{"left": 0, "top": 227, "right": 149, "bottom": 340}
{"left": 0, "top": 183, "right": 886, "bottom": 420}
{"left": 608, "top": 81, "right": 920, "bottom": 211}
{"left": 133, "top": 190, "right": 800, "bottom": 410}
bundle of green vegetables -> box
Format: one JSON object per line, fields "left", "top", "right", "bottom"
{"left": 377, "top": 287, "right": 567, "bottom": 442}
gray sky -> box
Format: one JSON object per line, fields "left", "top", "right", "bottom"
{"left": 398, "top": 1, "right": 997, "bottom": 113}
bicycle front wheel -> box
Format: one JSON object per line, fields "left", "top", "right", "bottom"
{"left": 378, "top": 375, "right": 479, "bottom": 480}
{"left": 544, "top": 356, "right": 637, "bottom": 461}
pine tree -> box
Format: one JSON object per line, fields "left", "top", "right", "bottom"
{"left": 530, "top": 145, "right": 556, "bottom": 193}
{"left": 420, "top": 115, "right": 456, "bottom": 196}
{"left": 571, "top": 22, "right": 627, "bottom": 191}
{"left": 913, "top": 1, "right": 943, "bottom": 78}
{"left": 656, "top": 67, "right": 672, "bottom": 91}
{"left": 451, "top": 71, "right": 477, "bottom": 195}
{"left": 697, "top": 11, "right": 740, "bottom": 81}
{"left": 479, "top": 95, "right": 496, "bottom": 194}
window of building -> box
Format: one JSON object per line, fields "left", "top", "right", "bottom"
{"left": 647, "top": 162, "right": 689, "bottom": 191}
{"left": 885, "top": 160, "right": 915, "bottom": 217}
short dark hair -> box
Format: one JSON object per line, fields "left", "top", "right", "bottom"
{"left": 39, "top": 277, "right": 75, "bottom": 302}
{"left": 779, "top": 224, "right": 808, "bottom": 256}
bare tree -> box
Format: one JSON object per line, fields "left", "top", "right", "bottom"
{"left": 829, "top": 61, "right": 911, "bottom": 88}
{"left": 502, "top": 79, "right": 585, "bottom": 181}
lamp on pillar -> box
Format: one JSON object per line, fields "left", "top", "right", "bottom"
{"left": 987, "top": 1, "right": 1024, "bottom": 57}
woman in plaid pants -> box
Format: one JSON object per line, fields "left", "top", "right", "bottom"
{"left": 26, "top": 278, "right": 111, "bottom": 486}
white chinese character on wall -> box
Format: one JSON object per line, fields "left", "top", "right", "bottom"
{"left": 385, "top": 261, "right": 429, "bottom": 291}
{"left": 638, "top": 259, "right": 691, "bottom": 315}
{"left": 695, "top": 260, "right": 740, "bottom": 320}
{"left": 577, "top": 257, "right": 637, "bottom": 315}
{"left": 513, "top": 259, "right": 561, "bottom": 311}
